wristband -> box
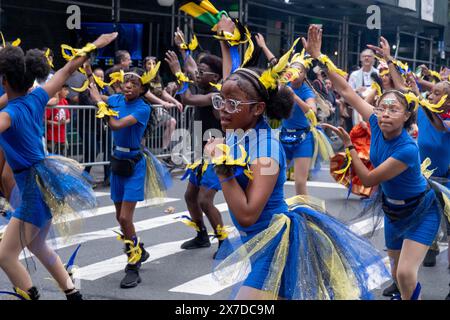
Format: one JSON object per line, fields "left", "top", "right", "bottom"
{"left": 346, "top": 145, "right": 355, "bottom": 151}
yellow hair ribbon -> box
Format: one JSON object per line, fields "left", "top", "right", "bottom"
{"left": 211, "top": 144, "right": 253, "bottom": 180}
{"left": 175, "top": 71, "right": 193, "bottom": 84}
{"left": 334, "top": 148, "right": 353, "bottom": 184}
{"left": 141, "top": 61, "right": 161, "bottom": 84}
{"left": 371, "top": 82, "right": 382, "bottom": 97}
{"left": 96, "top": 101, "right": 119, "bottom": 119}
{"left": 290, "top": 49, "right": 313, "bottom": 70}
{"left": 403, "top": 92, "right": 420, "bottom": 111}
{"left": 418, "top": 94, "right": 447, "bottom": 114}
{"left": 209, "top": 82, "right": 222, "bottom": 91}
{"left": 317, "top": 54, "right": 348, "bottom": 78}
{"left": 241, "top": 27, "right": 254, "bottom": 67}
{"left": 45, "top": 48, "right": 54, "bottom": 68}
{"left": 60, "top": 43, "right": 97, "bottom": 61}
{"left": 259, "top": 38, "right": 300, "bottom": 90}
{"left": 109, "top": 70, "right": 125, "bottom": 85}
{"left": 180, "top": 34, "right": 199, "bottom": 52}
{"left": 420, "top": 157, "right": 436, "bottom": 179}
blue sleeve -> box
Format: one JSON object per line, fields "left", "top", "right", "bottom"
{"left": 131, "top": 103, "right": 150, "bottom": 126}
{"left": 107, "top": 94, "right": 122, "bottom": 107}
{"left": 391, "top": 143, "right": 419, "bottom": 168}
{"left": 2, "top": 106, "right": 17, "bottom": 129}
{"left": 299, "top": 84, "right": 316, "bottom": 101}
{"left": 369, "top": 113, "right": 379, "bottom": 131}
{"left": 28, "top": 87, "right": 50, "bottom": 114}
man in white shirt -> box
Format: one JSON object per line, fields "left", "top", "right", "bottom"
{"left": 348, "top": 49, "right": 378, "bottom": 126}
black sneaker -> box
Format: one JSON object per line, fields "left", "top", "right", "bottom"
{"left": 138, "top": 243, "right": 150, "bottom": 265}
{"left": 181, "top": 231, "right": 211, "bottom": 250}
{"left": 65, "top": 289, "right": 83, "bottom": 300}
{"left": 446, "top": 284, "right": 450, "bottom": 300}
{"left": 120, "top": 264, "right": 141, "bottom": 289}
{"left": 382, "top": 282, "right": 400, "bottom": 297}
{"left": 423, "top": 249, "right": 439, "bottom": 267}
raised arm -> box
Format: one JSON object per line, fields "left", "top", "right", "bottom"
{"left": 302, "top": 25, "right": 373, "bottom": 122}
{"left": 367, "top": 37, "right": 408, "bottom": 92}
{"left": 255, "top": 33, "right": 277, "bottom": 65}
{"left": 216, "top": 16, "right": 238, "bottom": 80}
{"left": 43, "top": 33, "right": 118, "bottom": 99}
{"left": 174, "top": 28, "right": 198, "bottom": 78}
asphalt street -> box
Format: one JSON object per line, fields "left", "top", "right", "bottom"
{"left": 0, "top": 165, "right": 449, "bottom": 300}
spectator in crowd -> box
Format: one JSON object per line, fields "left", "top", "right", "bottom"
{"left": 105, "top": 50, "right": 132, "bottom": 83}
{"left": 46, "top": 85, "right": 70, "bottom": 155}
{"left": 348, "top": 49, "right": 378, "bottom": 126}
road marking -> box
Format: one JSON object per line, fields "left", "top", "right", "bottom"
{"left": 18, "top": 203, "right": 230, "bottom": 261}
{"left": 285, "top": 181, "right": 346, "bottom": 189}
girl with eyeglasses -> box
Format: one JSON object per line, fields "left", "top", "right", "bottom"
{"left": 304, "top": 25, "right": 449, "bottom": 300}
{"left": 203, "top": 17, "right": 389, "bottom": 300}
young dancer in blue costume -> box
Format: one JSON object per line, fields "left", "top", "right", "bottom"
{"left": 165, "top": 36, "right": 226, "bottom": 257}
{"left": 89, "top": 64, "right": 172, "bottom": 288}
{"left": 0, "top": 32, "right": 117, "bottom": 300}
{"left": 313, "top": 26, "right": 449, "bottom": 300}
{"left": 201, "top": 17, "right": 389, "bottom": 300}
{"left": 366, "top": 37, "right": 450, "bottom": 299}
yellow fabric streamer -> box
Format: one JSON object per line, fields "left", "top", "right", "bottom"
{"left": 115, "top": 232, "right": 143, "bottom": 265}
{"left": 96, "top": 101, "right": 119, "bottom": 119}
{"left": 180, "top": 34, "right": 199, "bottom": 52}
{"left": 428, "top": 69, "right": 442, "bottom": 81}
{"left": 241, "top": 28, "right": 254, "bottom": 68}
{"left": 180, "top": 217, "right": 200, "bottom": 232}
{"left": 45, "top": 48, "right": 54, "bottom": 68}
{"left": 209, "top": 82, "right": 222, "bottom": 91}
{"left": 175, "top": 71, "right": 193, "bottom": 84}
{"left": 420, "top": 157, "right": 436, "bottom": 179}
{"left": 211, "top": 144, "right": 253, "bottom": 180}
{"left": 334, "top": 148, "right": 353, "bottom": 184}
{"left": 214, "top": 225, "right": 230, "bottom": 241}
{"left": 109, "top": 70, "right": 125, "bottom": 85}
{"left": 60, "top": 43, "right": 97, "bottom": 62}
{"left": 0, "top": 32, "right": 20, "bottom": 48}
{"left": 371, "top": 82, "right": 382, "bottom": 97}
{"left": 259, "top": 38, "right": 300, "bottom": 90}
{"left": 14, "top": 288, "right": 31, "bottom": 300}
{"left": 71, "top": 80, "right": 90, "bottom": 93}
{"left": 317, "top": 54, "right": 348, "bottom": 78}
{"left": 419, "top": 95, "right": 447, "bottom": 114}
{"left": 214, "top": 22, "right": 249, "bottom": 46}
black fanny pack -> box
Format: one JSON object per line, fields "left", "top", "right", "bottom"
{"left": 382, "top": 189, "right": 428, "bottom": 221}
{"left": 279, "top": 127, "right": 311, "bottom": 145}
{"left": 110, "top": 153, "right": 143, "bottom": 177}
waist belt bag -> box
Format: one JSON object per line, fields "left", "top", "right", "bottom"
{"left": 111, "top": 153, "right": 143, "bottom": 177}
{"left": 279, "top": 127, "right": 311, "bottom": 145}
{"left": 382, "top": 190, "right": 427, "bottom": 221}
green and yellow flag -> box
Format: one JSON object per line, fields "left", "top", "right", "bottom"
{"left": 180, "top": 1, "right": 226, "bottom": 27}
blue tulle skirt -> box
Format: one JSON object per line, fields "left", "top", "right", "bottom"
{"left": 213, "top": 196, "right": 390, "bottom": 300}
{"left": 10, "top": 156, "right": 97, "bottom": 231}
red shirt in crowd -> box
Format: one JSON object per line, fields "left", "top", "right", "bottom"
{"left": 45, "top": 98, "right": 70, "bottom": 143}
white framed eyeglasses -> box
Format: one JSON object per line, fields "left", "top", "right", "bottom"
{"left": 211, "top": 93, "right": 258, "bottom": 114}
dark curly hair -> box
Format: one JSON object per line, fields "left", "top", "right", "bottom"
{"left": 377, "top": 90, "right": 416, "bottom": 130}
{"left": 229, "top": 68, "right": 294, "bottom": 120}
{"left": 0, "top": 46, "right": 49, "bottom": 93}
{"left": 199, "top": 54, "right": 223, "bottom": 79}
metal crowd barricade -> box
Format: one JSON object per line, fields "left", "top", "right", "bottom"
{"left": 44, "top": 104, "right": 195, "bottom": 167}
